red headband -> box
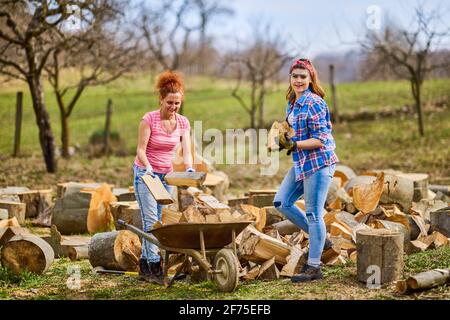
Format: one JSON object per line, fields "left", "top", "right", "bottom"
{"left": 290, "top": 59, "right": 314, "bottom": 77}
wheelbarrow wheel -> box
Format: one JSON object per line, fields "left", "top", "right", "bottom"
{"left": 213, "top": 248, "right": 239, "bottom": 292}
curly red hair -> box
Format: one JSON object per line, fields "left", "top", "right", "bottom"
{"left": 156, "top": 71, "right": 184, "bottom": 101}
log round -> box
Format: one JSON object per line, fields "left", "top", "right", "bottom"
{"left": 334, "top": 165, "right": 356, "bottom": 186}
{"left": 1, "top": 234, "right": 54, "bottom": 275}
{"left": 68, "top": 246, "right": 89, "bottom": 261}
{"left": 51, "top": 192, "right": 92, "bottom": 234}
{"left": 88, "top": 230, "right": 141, "bottom": 271}
{"left": 0, "top": 201, "right": 26, "bottom": 225}
{"left": 356, "top": 229, "right": 404, "bottom": 284}
{"left": 344, "top": 176, "right": 376, "bottom": 196}
{"left": 397, "top": 173, "right": 429, "bottom": 202}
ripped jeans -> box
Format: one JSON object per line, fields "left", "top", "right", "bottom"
{"left": 133, "top": 164, "right": 173, "bottom": 263}
{"left": 273, "top": 164, "right": 335, "bottom": 267}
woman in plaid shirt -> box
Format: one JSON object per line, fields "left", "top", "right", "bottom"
{"left": 274, "top": 58, "right": 339, "bottom": 283}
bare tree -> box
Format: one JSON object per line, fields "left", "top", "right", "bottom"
{"left": 136, "top": 0, "right": 201, "bottom": 71}
{"left": 192, "top": 0, "right": 233, "bottom": 74}
{"left": 227, "top": 24, "right": 292, "bottom": 129}
{"left": 0, "top": 0, "right": 113, "bottom": 172}
{"left": 45, "top": 2, "right": 139, "bottom": 158}
{"left": 360, "top": 4, "right": 450, "bottom": 136}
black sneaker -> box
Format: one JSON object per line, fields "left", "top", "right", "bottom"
{"left": 291, "top": 264, "right": 323, "bottom": 283}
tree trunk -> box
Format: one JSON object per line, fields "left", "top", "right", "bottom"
{"left": 411, "top": 78, "right": 424, "bottom": 137}
{"left": 27, "top": 76, "right": 57, "bottom": 172}
{"left": 61, "top": 111, "right": 70, "bottom": 159}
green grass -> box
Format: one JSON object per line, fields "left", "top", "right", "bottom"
{"left": 1, "top": 247, "right": 448, "bottom": 300}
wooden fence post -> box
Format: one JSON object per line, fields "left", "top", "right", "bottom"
{"left": 329, "top": 65, "right": 340, "bottom": 124}
{"left": 13, "top": 91, "right": 23, "bottom": 157}
{"left": 103, "top": 99, "right": 112, "bottom": 155}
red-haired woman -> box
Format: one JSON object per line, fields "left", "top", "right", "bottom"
{"left": 133, "top": 71, "right": 194, "bottom": 283}
{"left": 274, "top": 58, "right": 339, "bottom": 283}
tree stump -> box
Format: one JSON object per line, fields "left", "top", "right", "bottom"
{"left": 356, "top": 229, "right": 404, "bottom": 284}
{"left": 88, "top": 230, "right": 141, "bottom": 271}
{"left": 1, "top": 234, "right": 54, "bottom": 275}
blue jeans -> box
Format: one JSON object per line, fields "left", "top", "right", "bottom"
{"left": 273, "top": 164, "right": 335, "bottom": 267}
{"left": 133, "top": 164, "right": 174, "bottom": 263}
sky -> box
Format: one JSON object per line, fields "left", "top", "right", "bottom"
{"left": 210, "top": 0, "right": 450, "bottom": 58}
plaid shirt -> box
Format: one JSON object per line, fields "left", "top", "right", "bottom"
{"left": 286, "top": 88, "right": 339, "bottom": 181}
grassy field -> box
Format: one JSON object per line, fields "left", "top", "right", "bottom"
{"left": 1, "top": 246, "right": 449, "bottom": 300}
{"left": 0, "top": 75, "right": 449, "bottom": 300}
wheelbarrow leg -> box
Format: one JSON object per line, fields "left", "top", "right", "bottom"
{"left": 163, "top": 250, "right": 170, "bottom": 287}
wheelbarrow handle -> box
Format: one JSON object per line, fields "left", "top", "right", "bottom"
{"left": 116, "top": 219, "right": 161, "bottom": 247}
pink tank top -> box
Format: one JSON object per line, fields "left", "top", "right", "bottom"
{"left": 134, "top": 110, "right": 190, "bottom": 173}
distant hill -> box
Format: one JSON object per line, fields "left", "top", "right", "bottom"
{"left": 313, "top": 50, "right": 365, "bottom": 83}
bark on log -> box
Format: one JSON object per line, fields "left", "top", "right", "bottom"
{"left": 1, "top": 234, "right": 54, "bottom": 275}
{"left": 0, "top": 201, "right": 26, "bottom": 225}
{"left": 430, "top": 208, "right": 450, "bottom": 237}
{"left": 264, "top": 207, "right": 285, "bottom": 226}
{"left": 356, "top": 229, "right": 404, "bottom": 284}
{"left": 51, "top": 192, "right": 91, "bottom": 234}
{"left": 88, "top": 230, "right": 141, "bottom": 271}
{"left": 397, "top": 268, "right": 450, "bottom": 293}
{"left": 271, "top": 219, "right": 301, "bottom": 236}
{"left": 380, "top": 174, "right": 414, "bottom": 212}
{"left": 397, "top": 173, "right": 429, "bottom": 202}
{"left": 68, "top": 246, "right": 89, "bottom": 261}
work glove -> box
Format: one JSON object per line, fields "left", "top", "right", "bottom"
{"left": 278, "top": 132, "right": 295, "bottom": 155}
{"left": 145, "top": 165, "right": 156, "bottom": 178}
{"left": 185, "top": 167, "right": 195, "bottom": 173}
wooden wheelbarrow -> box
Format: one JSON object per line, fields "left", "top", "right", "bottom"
{"left": 116, "top": 219, "right": 250, "bottom": 292}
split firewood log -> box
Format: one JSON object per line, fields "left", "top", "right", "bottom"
{"left": 280, "top": 245, "right": 305, "bottom": 277}
{"left": 88, "top": 230, "right": 141, "bottom": 271}
{"left": 161, "top": 208, "right": 182, "bottom": 224}
{"left": 353, "top": 173, "right": 384, "bottom": 214}
{"left": 164, "top": 172, "right": 207, "bottom": 187}
{"left": 110, "top": 201, "right": 142, "bottom": 230}
{"left": 257, "top": 256, "right": 280, "bottom": 280}
{"left": 344, "top": 175, "right": 376, "bottom": 196}
{"left": 243, "top": 265, "right": 260, "bottom": 281}
{"left": 0, "top": 225, "right": 30, "bottom": 247}
{"left": 271, "top": 219, "right": 301, "bottom": 235}
{"left": 264, "top": 206, "right": 285, "bottom": 226}
{"left": 410, "top": 200, "right": 447, "bottom": 222}
{"left": 239, "top": 225, "right": 291, "bottom": 265}
{"left": 248, "top": 189, "right": 277, "bottom": 208}
{"left": 1, "top": 234, "right": 54, "bottom": 275}
{"left": 267, "top": 121, "right": 295, "bottom": 152}
{"left": 330, "top": 211, "right": 371, "bottom": 242}
{"left": 0, "top": 201, "right": 26, "bottom": 225}
{"left": 334, "top": 165, "right": 356, "bottom": 187}
{"left": 240, "top": 204, "right": 266, "bottom": 231}
{"left": 397, "top": 268, "right": 450, "bottom": 294}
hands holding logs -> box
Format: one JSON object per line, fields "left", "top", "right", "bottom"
{"left": 267, "top": 121, "right": 296, "bottom": 155}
